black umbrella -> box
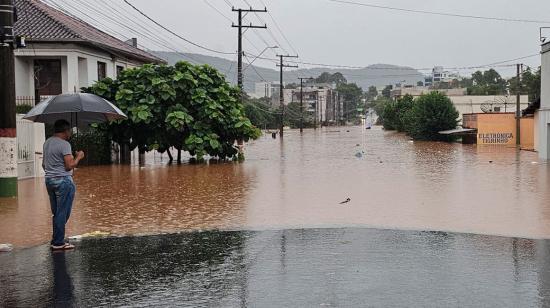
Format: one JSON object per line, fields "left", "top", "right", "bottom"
{"left": 23, "top": 93, "right": 127, "bottom": 126}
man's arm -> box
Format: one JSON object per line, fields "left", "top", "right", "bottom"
{"left": 64, "top": 151, "right": 85, "bottom": 171}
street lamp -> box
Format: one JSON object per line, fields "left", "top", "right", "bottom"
{"left": 244, "top": 45, "right": 278, "bottom": 71}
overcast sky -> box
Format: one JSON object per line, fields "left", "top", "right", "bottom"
{"left": 91, "top": 0, "right": 550, "bottom": 76}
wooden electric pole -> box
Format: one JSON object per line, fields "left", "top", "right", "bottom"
{"left": 232, "top": 7, "right": 267, "bottom": 97}
{"left": 277, "top": 54, "right": 298, "bottom": 138}
{"left": 232, "top": 7, "right": 266, "bottom": 156}
{"left": 516, "top": 63, "right": 522, "bottom": 146}
{"left": 0, "top": 0, "right": 17, "bottom": 197}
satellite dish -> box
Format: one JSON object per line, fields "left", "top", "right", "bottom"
{"left": 481, "top": 98, "right": 506, "bottom": 113}
{"left": 480, "top": 103, "right": 493, "bottom": 113}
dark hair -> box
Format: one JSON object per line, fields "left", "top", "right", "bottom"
{"left": 54, "top": 119, "right": 71, "bottom": 133}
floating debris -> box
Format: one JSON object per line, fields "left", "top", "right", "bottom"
{"left": 0, "top": 244, "right": 13, "bottom": 252}
{"left": 339, "top": 198, "right": 351, "bottom": 204}
{"left": 69, "top": 231, "right": 110, "bottom": 241}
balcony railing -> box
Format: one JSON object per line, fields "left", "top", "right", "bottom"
{"left": 16, "top": 95, "right": 56, "bottom": 107}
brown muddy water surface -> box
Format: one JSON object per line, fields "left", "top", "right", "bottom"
{"left": 1, "top": 126, "right": 550, "bottom": 248}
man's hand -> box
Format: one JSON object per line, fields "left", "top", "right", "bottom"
{"left": 76, "top": 151, "right": 85, "bottom": 160}
{"left": 64, "top": 151, "right": 85, "bottom": 171}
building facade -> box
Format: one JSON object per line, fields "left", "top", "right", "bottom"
{"left": 13, "top": 0, "right": 164, "bottom": 102}
{"left": 538, "top": 42, "right": 550, "bottom": 159}
{"left": 10, "top": 0, "right": 164, "bottom": 179}
{"left": 283, "top": 83, "right": 341, "bottom": 125}
{"left": 391, "top": 87, "right": 528, "bottom": 121}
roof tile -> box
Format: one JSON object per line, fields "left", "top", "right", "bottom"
{"left": 14, "top": 0, "right": 164, "bottom": 64}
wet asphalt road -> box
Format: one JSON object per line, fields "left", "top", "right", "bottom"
{"left": 2, "top": 228, "right": 550, "bottom": 307}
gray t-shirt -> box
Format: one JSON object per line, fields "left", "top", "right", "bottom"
{"left": 43, "top": 136, "right": 73, "bottom": 178}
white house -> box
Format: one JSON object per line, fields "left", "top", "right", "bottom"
{"left": 12, "top": 0, "right": 164, "bottom": 178}
{"left": 538, "top": 42, "right": 550, "bottom": 160}
{"left": 13, "top": 0, "right": 164, "bottom": 101}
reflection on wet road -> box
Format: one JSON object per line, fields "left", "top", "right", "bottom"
{"left": 1, "top": 228, "right": 550, "bottom": 307}
{"left": 1, "top": 126, "right": 550, "bottom": 248}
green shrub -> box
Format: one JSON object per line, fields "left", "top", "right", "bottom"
{"left": 16, "top": 104, "right": 33, "bottom": 114}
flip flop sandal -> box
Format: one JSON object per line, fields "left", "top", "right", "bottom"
{"left": 51, "top": 243, "right": 75, "bottom": 250}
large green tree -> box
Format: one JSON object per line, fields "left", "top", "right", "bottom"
{"left": 466, "top": 69, "right": 507, "bottom": 95}
{"left": 508, "top": 66, "right": 541, "bottom": 102}
{"left": 85, "top": 62, "right": 260, "bottom": 162}
{"left": 365, "top": 86, "right": 378, "bottom": 102}
{"left": 337, "top": 82, "right": 364, "bottom": 122}
{"left": 403, "top": 92, "right": 459, "bottom": 141}
{"left": 315, "top": 72, "right": 347, "bottom": 85}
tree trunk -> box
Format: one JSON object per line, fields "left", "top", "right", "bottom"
{"left": 138, "top": 147, "right": 146, "bottom": 166}
{"left": 120, "top": 142, "right": 131, "bottom": 164}
{"left": 177, "top": 149, "right": 182, "bottom": 164}
{"left": 166, "top": 149, "right": 173, "bottom": 163}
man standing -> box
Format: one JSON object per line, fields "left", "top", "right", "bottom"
{"left": 43, "top": 119, "right": 84, "bottom": 250}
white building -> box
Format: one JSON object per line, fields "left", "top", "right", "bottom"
{"left": 13, "top": 0, "right": 163, "bottom": 101}
{"left": 11, "top": 0, "right": 164, "bottom": 178}
{"left": 537, "top": 42, "right": 550, "bottom": 160}
{"left": 252, "top": 81, "right": 282, "bottom": 99}
{"left": 432, "top": 66, "right": 460, "bottom": 83}
{"left": 283, "top": 83, "right": 341, "bottom": 124}
{"left": 391, "top": 87, "right": 528, "bottom": 120}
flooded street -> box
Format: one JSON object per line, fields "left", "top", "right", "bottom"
{"left": 3, "top": 228, "right": 550, "bottom": 307}
{"left": 1, "top": 126, "right": 550, "bottom": 248}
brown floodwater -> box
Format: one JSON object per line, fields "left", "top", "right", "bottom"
{"left": 1, "top": 126, "right": 550, "bottom": 248}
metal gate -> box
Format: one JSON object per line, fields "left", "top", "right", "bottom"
{"left": 16, "top": 115, "right": 36, "bottom": 179}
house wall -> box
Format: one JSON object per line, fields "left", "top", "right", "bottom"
{"left": 452, "top": 95, "right": 528, "bottom": 119}
{"left": 14, "top": 57, "right": 34, "bottom": 97}
{"left": 476, "top": 113, "right": 517, "bottom": 146}
{"left": 534, "top": 111, "right": 540, "bottom": 152}
{"left": 539, "top": 43, "right": 550, "bottom": 159}
{"left": 520, "top": 117, "right": 534, "bottom": 150}
{"left": 14, "top": 43, "right": 144, "bottom": 98}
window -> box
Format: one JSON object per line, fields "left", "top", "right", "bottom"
{"left": 116, "top": 65, "right": 124, "bottom": 77}
{"left": 34, "top": 59, "right": 62, "bottom": 97}
{"left": 97, "top": 61, "right": 106, "bottom": 80}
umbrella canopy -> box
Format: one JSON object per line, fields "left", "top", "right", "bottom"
{"left": 23, "top": 93, "right": 127, "bottom": 125}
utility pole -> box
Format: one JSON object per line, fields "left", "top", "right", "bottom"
{"left": 0, "top": 0, "right": 17, "bottom": 197}
{"left": 314, "top": 91, "right": 318, "bottom": 129}
{"left": 232, "top": 6, "right": 266, "bottom": 155}
{"left": 298, "top": 77, "right": 313, "bottom": 133}
{"left": 320, "top": 95, "right": 324, "bottom": 128}
{"left": 232, "top": 7, "right": 267, "bottom": 97}
{"left": 516, "top": 63, "right": 522, "bottom": 146}
{"left": 336, "top": 92, "right": 341, "bottom": 126}
{"left": 277, "top": 54, "right": 298, "bottom": 138}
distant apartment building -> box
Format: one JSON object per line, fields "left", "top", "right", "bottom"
{"left": 432, "top": 66, "right": 460, "bottom": 83}
{"left": 283, "top": 83, "right": 341, "bottom": 125}
{"left": 252, "top": 81, "right": 281, "bottom": 98}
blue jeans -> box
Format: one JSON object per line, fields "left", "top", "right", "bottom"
{"left": 46, "top": 176, "right": 76, "bottom": 246}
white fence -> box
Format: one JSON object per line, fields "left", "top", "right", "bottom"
{"left": 16, "top": 115, "right": 45, "bottom": 179}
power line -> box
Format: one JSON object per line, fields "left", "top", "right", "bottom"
{"left": 250, "top": 53, "right": 539, "bottom": 72}
{"left": 328, "top": 0, "right": 550, "bottom": 24}
{"left": 47, "top": 0, "right": 201, "bottom": 63}
{"left": 123, "top": 0, "right": 236, "bottom": 55}
{"left": 258, "top": 0, "right": 299, "bottom": 56}
{"left": 243, "top": 53, "right": 268, "bottom": 82}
